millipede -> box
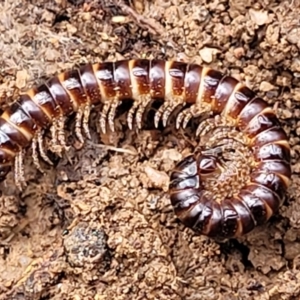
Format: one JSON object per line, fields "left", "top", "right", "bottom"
{"left": 0, "top": 59, "right": 291, "bottom": 239}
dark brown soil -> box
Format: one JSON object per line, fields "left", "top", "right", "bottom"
{"left": 0, "top": 0, "right": 300, "bottom": 299}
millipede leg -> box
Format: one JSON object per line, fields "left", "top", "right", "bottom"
{"left": 162, "top": 100, "right": 183, "bottom": 127}
{"left": 14, "top": 153, "right": 20, "bottom": 189}
{"left": 202, "top": 139, "right": 252, "bottom": 164}
{"left": 108, "top": 100, "right": 120, "bottom": 132}
{"left": 75, "top": 105, "right": 92, "bottom": 142}
{"left": 14, "top": 150, "right": 26, "bottom": 189}
{"left": 37, "top": 129, "right": 53, "bottom": 165}
{"left": 57, "top": 116, "right": 67, "bottom": 149}
{"left": 50, "top": 121, "right": 58, "bottom": 150}
{"left": 196, "top": 114, "right": 237, "bottom": 137}
{"left": 176, "top": 103, "right": 211, "bottom": 129}
{"left": 50, "top": 116, "right": 69, "bottom": 156}
{"left": 196, "top": 118, "right": 218, "bottom": 137}
{"left": 127, "top": 94, "right": 152, "bottom": 130}
{"left": 204, "top": 130, "right": 249, "bottom": 148}
{"left": 99, "top": 102, "right": 111, "bottom": 134}
{"left": 154, "top": 96, "right": 184, "bottom": 128}
{"left": 32, "top": 135, "right": 43, "bottom": 172}
{"left": 135, "top": 94, "right": 152, "bottom": 129}
{"left": 82, "top": 105, "right": 91, "bottom": 139}
{"left": 211, "top": 138, "right": 257, "bottom": 168}
{"left": 75, "top": 107, "right": 84, "bottom": 143}
{"left": 18, "top": 150, "right": 25, "bottom": 184}
{"left": 217, "top": 141, "right": 251, "bottom": 160}
{"left": 127, "top": 100, "right": 140, "bottom": 130}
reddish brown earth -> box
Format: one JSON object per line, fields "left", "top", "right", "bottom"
{"left": 0, "top": 0, "right": 300, "bottom": 299}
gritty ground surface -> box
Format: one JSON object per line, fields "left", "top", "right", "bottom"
{"left": 0, "top": 0, "right": 300, "bottom": 299}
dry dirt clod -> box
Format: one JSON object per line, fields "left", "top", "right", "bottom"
{"left": 63, "top": 221, "right": 111, "bottom": 274}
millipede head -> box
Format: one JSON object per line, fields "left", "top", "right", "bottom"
{"left": 195, "top": 153, "right": 221, "bottom": 178}
{"left": 168, "top": 153, "right": 219, "bottom": 233}
{"left": 169, "top": 153, "right": 221, "bottom": 211}
{"left": 169, "top": 152, "right": 221, "bottom": 190}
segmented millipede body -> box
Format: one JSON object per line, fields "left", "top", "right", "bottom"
{"left": 0, "top": 59, "right": 291, "bottom": 239}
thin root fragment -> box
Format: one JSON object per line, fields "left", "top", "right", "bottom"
{"left": 112, "top": 0, "right": 165, "bottom": 36}
{"left": 86, "top": 140, "right": 138, "bottom": 155}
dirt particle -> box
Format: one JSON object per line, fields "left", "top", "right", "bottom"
{"left": 63, "top": 222, "right": 111, "bottom": 275}
{"left": 259, "top": 81, "right": 276, "bottom": 92}
{"left": 249, "top": 9, "right": 270, "bottom": 26}
{"left": 199, "top": 47, "right": 220, "bottom": 63}
{"left": 15, "top": 70, "right": 29, "bottom": 89}
{"left": 143, "top": 166, "right": 169, "bottom": 190}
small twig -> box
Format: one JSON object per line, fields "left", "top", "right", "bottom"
{"left": 86, "top": 140, "right": 138, "bottom": 155}
{"left": 112, "top": 0, "right": 164, "bottom": 36}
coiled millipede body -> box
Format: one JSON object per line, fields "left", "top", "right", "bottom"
{"left": 0, "top": 59, "right": 291, "bottom": 239}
